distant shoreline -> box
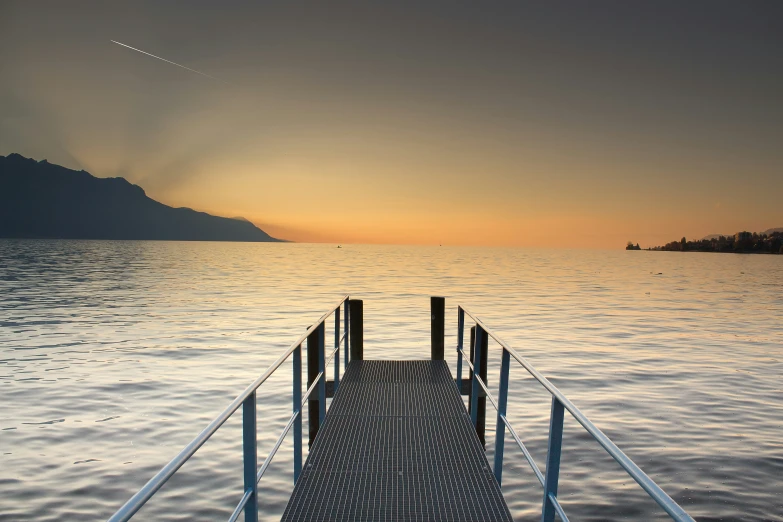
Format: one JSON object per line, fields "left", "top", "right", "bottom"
{"left": 646, "top": 249, "right": 781, "bottom": 255}
{"left": 629, "top": 231, "right": 783, "bottom": 255}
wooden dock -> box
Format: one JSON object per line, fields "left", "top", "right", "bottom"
{"left": 281, "top": 359, "right": 512, "bottom": 521}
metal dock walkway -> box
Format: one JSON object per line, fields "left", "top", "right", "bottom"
{"left": 108, "top": 296, "right": 696, "bottom": 522}
{"left": 281, "top": 360, "right": 512, "bottom": 521}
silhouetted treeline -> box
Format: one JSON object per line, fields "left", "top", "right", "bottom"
{"left": 650, "top": 232, "right": 783, "bottom": 254}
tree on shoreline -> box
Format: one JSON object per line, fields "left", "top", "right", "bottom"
{"left": 649, "top": 231, "right": 783, "bottom": 254}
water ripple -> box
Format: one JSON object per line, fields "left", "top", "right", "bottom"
{"left": 0, "top": 240, "right": 781, "bottom": 521}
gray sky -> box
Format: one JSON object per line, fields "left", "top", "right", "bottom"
{"left": 2, "top": 1, "right": 781, "bottom": 246}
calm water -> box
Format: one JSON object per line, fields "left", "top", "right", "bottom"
{"left": 1, "top": 240, "right": 781, "bottom": 521}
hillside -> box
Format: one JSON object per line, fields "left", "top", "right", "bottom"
{"left": 0, "top": 154, "right": 280, "bottom": 242}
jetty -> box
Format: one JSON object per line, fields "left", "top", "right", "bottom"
{"left": 108, "top": 296, "right": 695, "bottom": 522}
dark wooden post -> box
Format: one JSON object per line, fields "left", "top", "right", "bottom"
{"left": 349, "top": 299, "right": 363, "bottom": 361}
{"left": 431, "top": 296, "right": 445, "bottom": 360}
{"left": 307, "top": 326, "right": 321, "bottom": 447}
{"left": 476, "top": 328, "right": 488, "bottom": 447}
{"left": 468, "top": 326, "right": 475, "bottom": 412}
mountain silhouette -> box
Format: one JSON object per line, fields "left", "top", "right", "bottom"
{"left": 0, "top": 153, "right": 281, "bottom": 242}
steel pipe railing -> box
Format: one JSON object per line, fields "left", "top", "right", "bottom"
{"left": 548, "top": 493, "right": 570, "bottom": 522}
{"left": 227, "top": 489, "right": 253, "bottom": 522}
{"left": 256, "top": 411, "right": 299, "bottom": 483}
{"left": 108, "top": 296, "right": 350, "bottom": 522}
{"left": 456, "top": 305, "right": 696, "bottom": 522}
{"left": 459, "top": 348, "right": 499, "bottom": 411}
{"left": 502, "top": 413, "right": 545, "bottom": 486}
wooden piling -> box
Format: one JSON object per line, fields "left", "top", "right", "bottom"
{"left": 431, "top": 296, "right": 445, "bottom": 360}
{"left": 307, "top": 326, "right": 321, "bottom": 447}
{"left": 476, "top": 328, "right": 488, "bottom": 447}
{"left": 468, "top": 326, "right": 475, "bottom": 413}
{"left": 349, "top": 299, "right": 363, "bottom": 361}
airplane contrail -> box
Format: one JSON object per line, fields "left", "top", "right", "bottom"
{"left": 110, "top": 40, "right": 227, "bottom": 83}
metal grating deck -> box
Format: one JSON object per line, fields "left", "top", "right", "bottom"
{"left": 281, "top": 360, "right": 512, "bottom": 522}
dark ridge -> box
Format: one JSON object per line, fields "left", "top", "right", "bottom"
{"left": 0, "top": 153, "right": 282, "bottom": 242}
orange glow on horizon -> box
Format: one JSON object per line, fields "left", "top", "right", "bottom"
{"left": 3, "top": 3, "right": 781, "bottom": 251}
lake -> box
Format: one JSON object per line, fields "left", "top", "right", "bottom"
{"left": 1, "top": 240, "right": 781, "bottom": 521}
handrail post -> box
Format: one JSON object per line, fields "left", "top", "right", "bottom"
{"left": 493, "top": 347, "right": 511, "bottom": 485}
{"left": 541, "top": 397, "right": 565, "bottom": 522}
{"left": 307, "top": 326, "right": 320, "bottom": 447}
{"left": 318, "top": 322, "right": 326, "bottom": 425}
{"left": 343, "top": 299, "right": 349, "bottom": 371}
{"left": 292, "top": 344, "right": 302, "bottom": 484}
{"left": 349, "top": 299, "right": 363, "bottom": 360}
{"left": 456, "top": 307, "right": 465, "bottom": 393}
{"left": 242, "top": 392, "right": 258, "bottom": 522}
{"left": 431, "top": 296, "right": 445, "bottom": 360}
{"left": 334, "top": 308, "right": 340, "bottom": 392}
{"left": 469, "top": 325, "right": 484, "bottom": 428}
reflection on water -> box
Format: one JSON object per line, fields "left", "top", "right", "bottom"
{"left": 0, "top": 240, "right": 781, "bottom": 521}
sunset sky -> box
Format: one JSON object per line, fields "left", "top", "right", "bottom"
{"left": 1, "top": 1, "right": 781, "bottom": 248}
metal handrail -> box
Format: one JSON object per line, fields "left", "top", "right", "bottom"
{"left": 458, "top": 305, "right": 695, "bottom": 522}
{"left": 503, "top": 413, "right": 545, "bottom": 487}
{"left": 108, "top": 295, "right": 350, "bottom": 522}
{"left": 459, "top": 349, "right": 499, "bottom": 410}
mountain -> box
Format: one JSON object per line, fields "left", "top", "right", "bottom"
{"left": 0, "top": 153, "right": 281, "bottom": 242}
{"left": 762, "top": 228, "right": 783, "bottom": 236}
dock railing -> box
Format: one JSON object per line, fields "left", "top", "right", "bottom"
{"left": 108, "top": 296, "right": 353, "bottom": 522}
{"left": 456, "top": 305, "right": 696, "bottom": 522}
